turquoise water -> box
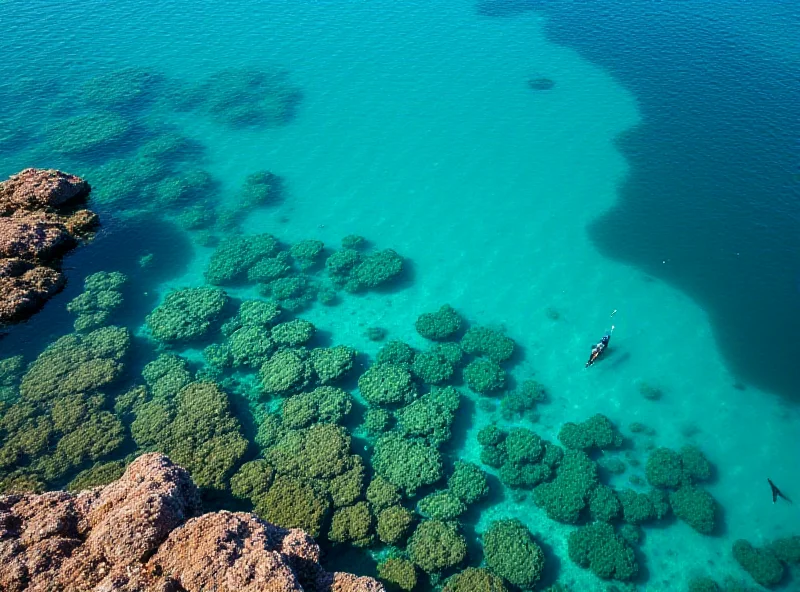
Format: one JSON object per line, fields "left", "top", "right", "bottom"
{"left": 1, "top": 1, "right": 798, "bottom": 590}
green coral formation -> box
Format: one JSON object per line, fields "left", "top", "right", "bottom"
{"left": 270, "top": 319, "right": 316, "bottom": 346}
{"left": 616, "top": 489, "right": 658, "bottom": 524}
{"left": 589, "top": 485, "right": 622, "bottom": 522}
{"left": 142, "top": 354, "right": 193, "bottom": 401}
{"left": 558, "top": 414, "right": 623, "bottom": 451}
{"left": 415, "top": 304, "right": 462, "bottom": 340}
{"left": 48, "top": 112, "right": 131, "bottom": 154}
{"left": 448, "top": 461, "right": 489, "bottom": 504}
{"left": 281, "top": 386, "right": 353, "bottom": 429}
{"left": 255, "top": 474, "right": 329, "bottom": 537}
{"left": 131, "top": 381, "right": 247, "bottom": 491}
{"left": 67, "top": 459, "right": 128, "bottom": 491}
{"left": 411, "top": 350, "right": 455, "bottom": 385}
{"left": 376, "top": 341, "right": 415, "bottom": 368}
{"left": 646, "top": 446, "right": 714, "bottom": 489}
{"left": 442, "top": 568, "right": 508, "bottom": 592}
{"left": 377, "top": 504, "right": 415, "bottom": 545}
{"left": 289, "top": 239, "right": 324, "bottom": 268}
{"left": 372, "top": 433, "right": 443, "bottom": 495}
{"left": 67, "top": 271, "right": 127, "bottom": 332}
{"left": 433, "top": 342, "right": 464, "bottom": 366}
{"left": 478, "top": 426, "right": 559, "bottom": 491}
{"left": 328, "top": 455, "right": 365, "bottom": 508}
{"left": 309, "top": 345, "right": 356, "bottom": 383}
{"left": 222, "top": 299, "right": 281, "bottom": 334}
{"left": 568, "top": 522, "right": 638, "bottom": 581}
{"left": 265, "top": 423, "right": 353, "bottom": 480}
{"left": 483, "top": 519, "right": 546, "bottom": 589}
{"left": 358, "top": 363, "right": 417, "bottom": 407}
{"left": 533, "top": 450, "right": 597, "bottom": 523}
{"left": 407, "top": 520, "right": 467, "bottom": 573}
{"left": 463, "top": 358, "right": 506, "bottom": 394}
{"left": 20, "top": 326, "right": 130, "bottom": 403}
{"left": 328, "top": 501, "right": 374, "bottom": 546}
{"left": 349, "top": 249, "right": 404, "bottom": 290}
{"left": 732, "top": 540, "right": 784, "bottom": 587}
{"left": 247, "top": 256, "right": 292, "bottom": 283}
{"left": 669, "top": 485, "right": 717, "bottom": 534}
{"left": 417, "top": 491, "right": 467, "bottom": 521}
{"left": 378, "top": 557, "right": 418, "bottom": 591}
{"left": 396, "top": 387, "right": 460, "bottom": 447}
{"left": 460, "top": 326, "right": 515, "bottom": 362}
{"left": 146, "top": 287, "right": 228, "bottom": 342}
{"left": 260, "top": 349, "right": 313, "bottom": 397}
{"left": 325, "top": 247, "right": 404, "bottom": 292}
{"left": 367, "top": 475, "right": 402, "bottom": 510}
{"left": 230, "top": 459, "right": 274, "bottom": 500}
{"left": 362, "top": 408, "right": 392, "bottom": 436}
{"left": 768, "top": 536, "right": 800, "bottom": 564}
{"left": 0, "top": 326, "right": 133, "bottom": 489}
{"left": 205, "top": 234, "right": 279, "bottom": 284}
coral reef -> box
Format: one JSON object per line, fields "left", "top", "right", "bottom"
{"left": 146, "top": 286, "right": 228, "bottom": 343}
{"left": 483, "top": 519, "right": 546, "bottom": 589}
{"left": 407, "top": 519, "right": 467, "bottom": 574}
{"left": 568, "top": 522, "right": 638, "bottom": 581}
{"left": 0, "top": 453, "right": 383, "bottom": 591}
{"left": 415, "top": 304, "right": 462, "bottom": 340}
{"left": 0, "top": 169, "right": 97, "bottom": 324}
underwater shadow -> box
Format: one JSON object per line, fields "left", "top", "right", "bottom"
{"left": 442, "top": 394, "right": 476, "bottom": 456}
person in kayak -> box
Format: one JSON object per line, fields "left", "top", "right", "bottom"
{"left": 586, "top": 325, "right": 614, "bottom": 368}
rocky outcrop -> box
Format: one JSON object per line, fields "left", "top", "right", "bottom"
{"left": 0, "top": 453, "right": 385, "bottom": 592}
{"left": 0, "top": 168, "right": 97, "bottom": 324}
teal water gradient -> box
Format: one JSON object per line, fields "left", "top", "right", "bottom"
{"left": 1, "top": 1, "right": 798, "bottom": 589}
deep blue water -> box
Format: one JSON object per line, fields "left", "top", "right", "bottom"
{"left": 484, "top": 1, "right": 800, "bottom": 400}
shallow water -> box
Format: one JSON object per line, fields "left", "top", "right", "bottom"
{"left": 1, "top": 1, "right": 798, "bottom": 590}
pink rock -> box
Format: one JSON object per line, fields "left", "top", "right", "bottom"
{"left": 0, "top": 260, "right": 65, "bottom": 323}
{"left": 0, "top": 168, "right": 89, "bottom": 212}
{"left": 0, "top": 453, "right": 385, "bottom": 592}
{"left": 148, "top": 511, "right": 303, "bottom": 591}
{"left": 0, "top": 214, "right": 75, "bottom": 261}
{"left": 0, "top": 168, "right": 98, "bottom": 326}
{"left": 11, "top": 491, "right": 80, "bottom": 545}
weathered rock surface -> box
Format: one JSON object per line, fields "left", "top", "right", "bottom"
{"left": 0, "top": 168, "right": 97, "bottom": 324}
{"left": 0, "top": 453, "right": 384, "bottom": 592}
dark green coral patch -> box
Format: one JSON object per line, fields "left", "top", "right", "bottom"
{"left": 146, "top": 287, "right": 228, "bottom": 343}
{"left": 415, "top": 304, "right": 462, "bottom": 340}
{"left": 372, "top": 433, "right": 443, "bottom": 496}
{"left": 557, "top": 414, "right": 623, "bottom": 451}
{"left": 568, "top": 522, "right": 638, "bottom": 581}
{"left": 460, "top": 326, "right": 515, "bottom": 362}
{"left": 483, "top": 519, "right": 546, "bottom": 589}
{"left": 407, "top": 520, "right": 467, "bottom": 573}
{"left": 358, "top": 363, "right": 417, "bottom": 407}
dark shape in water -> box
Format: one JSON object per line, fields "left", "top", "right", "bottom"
{"left": 585, "top": 326, "right": 613, "bottom": 368}
{"left": 768, "top": 478, "right": 792, "bottom": 504}
{"left": 524, "top": 2, "right": 800, "bottom": 401}
{"left": 528, "top": 77, "right": 555, "bottom": 91}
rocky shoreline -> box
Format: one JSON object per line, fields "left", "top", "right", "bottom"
{"left": 0, "top": 453, "right": 384, "bottom": 592}
{"left": 0, "top": 168, "right": 97, "bottom": 325}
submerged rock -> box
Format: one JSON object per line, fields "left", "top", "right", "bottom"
{"left": 0, "top": 452, "right": 384, "bottom": 592}
{"left": 0, "top": 169, "right": 97, "bottom": 324}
